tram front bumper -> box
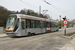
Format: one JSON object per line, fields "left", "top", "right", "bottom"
{"left": 5, "top": 32, "right": 16, "bottom": 37}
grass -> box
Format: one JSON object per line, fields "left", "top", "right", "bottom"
{"left": 66, "top": 32, "right": 75, "bottom": 36}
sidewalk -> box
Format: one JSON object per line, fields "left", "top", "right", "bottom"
{"left": 0, "top": 33, "right": 7, "bottom": 37}
{"left": 60, "top": 38, "right": 75, "bottom": 50}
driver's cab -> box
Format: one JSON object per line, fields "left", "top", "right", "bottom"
{"left": 5, "top": 15, "right": 19, "bottom": 32}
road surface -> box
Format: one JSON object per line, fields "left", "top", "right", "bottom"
{"left": 0, "top": 27, "right": 75, "bottom": 50}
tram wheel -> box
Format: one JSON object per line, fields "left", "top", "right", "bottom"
{"left": 31, "top": 33, "right": 35, "bottom": 36}
{"left": 28, "top": 32, "right": 31, "bottom": 36}
{"left": 56, "top": 29, "right": 59, "bottom": 31}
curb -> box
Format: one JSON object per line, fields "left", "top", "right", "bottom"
{"left": 0, "top": 35, "right": 7, "bottom": 38}
{"left": 61, "top": 34, "right": 75, "bottom": 39}
{"left": 70, "top": 34, "right": 75, "bottom": 38}
{"left": 0, "top": 33, "right": 7, "bottom": 38}
{"left": 61, "top": 35, "right": 73, "bottom": 39}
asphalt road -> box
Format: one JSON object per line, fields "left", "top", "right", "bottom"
{"left": 0, "top": 27, "right": 75, "bottom": 50}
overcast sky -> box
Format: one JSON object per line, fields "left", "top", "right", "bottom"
{"left": 0, "top": 0, "right": 75, "bottom": 20}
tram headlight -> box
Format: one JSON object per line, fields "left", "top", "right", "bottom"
{"left": 5, "top": 30, "right": 12, "bottom": 32}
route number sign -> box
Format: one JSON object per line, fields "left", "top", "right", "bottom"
{"left": 64, "top": 25, "right": 66, "bottom": 28}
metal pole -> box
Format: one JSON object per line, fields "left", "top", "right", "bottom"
{"left": 64, "top": 25, "right": 66, "bottom": 35}
{"left": 39, "top": 6, "right": 41, "bottom": 14}
{"left": 65, "top": 27, "right": 66, "bottom": 35}
{"left": 64, "top": 16, "right": 66, "bottom": 35}
{"left": 72, "top": 21, "right": 73, "bottom": 27}
{"left": 68, "top": 19, "right": 69, "bottom": 28}
{"left": 59, "top": 15, "right": 61, "bottom": 29}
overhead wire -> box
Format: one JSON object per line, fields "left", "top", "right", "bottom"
{"left": 20, "top": 0, "right": 74, "bottom": 19}
{"left": 42, "top": 0, "right": 74, "bottom": 18}
{"left": 42, "top": 0, "right": 64, "bottom": 18}
{"left": 20, "top": 0, "right": 38, "bottom": 9}
{"left": 42, "top": 0, "right": 66, "bottom": 19}
{"left": 52, "top": 5, "right": 75, "bottom": 16}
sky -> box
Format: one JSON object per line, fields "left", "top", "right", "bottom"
{"left": 0, "top": 0, "right": 75, "bottom": 20}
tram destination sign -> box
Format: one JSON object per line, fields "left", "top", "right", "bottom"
{"left": 9, "top": 16, "right": 15, "bottom": 18}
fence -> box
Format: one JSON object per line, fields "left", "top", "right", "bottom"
{"left": 0, "top": 27, "right": 4, "bottom": 34}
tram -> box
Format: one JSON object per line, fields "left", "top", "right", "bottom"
{"left": 5, "top": 14, "right": 59, "bottom": 37}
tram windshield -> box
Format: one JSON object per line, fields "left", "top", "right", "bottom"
{"left": 6, "top": 16, "right": 16, "bottom": 28}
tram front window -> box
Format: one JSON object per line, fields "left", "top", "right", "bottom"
{"left": 6, "top": 16, "right": 16, "bottom": 28}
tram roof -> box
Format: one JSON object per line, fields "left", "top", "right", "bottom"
{"left": 10, "top": 14, "right": 58, "bottom": 23}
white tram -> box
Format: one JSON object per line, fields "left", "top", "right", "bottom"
{"left": 5, "top": 14, "right": 59, "bottom": 37}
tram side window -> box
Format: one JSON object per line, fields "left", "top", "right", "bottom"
{"left": 36, "top": 21, "right": 40, "bottom": 28}
{"left": 55, "top": 23, "right": 59, "bottom": 27}
{"left": 26, "top": 20, "right": 30, "bottom": 28}
{"left": 53, "top": 23, "right": 55, "bottom": 27}
{"left": 51, "top": 22, "right": 54, "bottom": 28}
{"left": 31, "top": 20, "right": 35, "bottom": 28}
{"left": 21, "top": 21, "right": 25, "bottom": 29}
{"left": 40, "top": 21, "right": 44, "bottom": 28}
{"left": 50, "top": 22, "right": 51, "bottom": 27}
{"left": 50, "top": 22, "right": 53, "bottom": 28}
{"left": 46, "top": 22, "right": 48, "bottom": 27}
{"left": 43, "top": 22, "right": 46, "bottom": 28}
{"left": 53, "top": 22, "right": 55, "bottom": 27}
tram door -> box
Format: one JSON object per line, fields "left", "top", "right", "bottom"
{"left": 21, "top": 19, "right": 26, "bottom": 36}
{"left": 40, "top": 21, "right": 43, "bottom": 32}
